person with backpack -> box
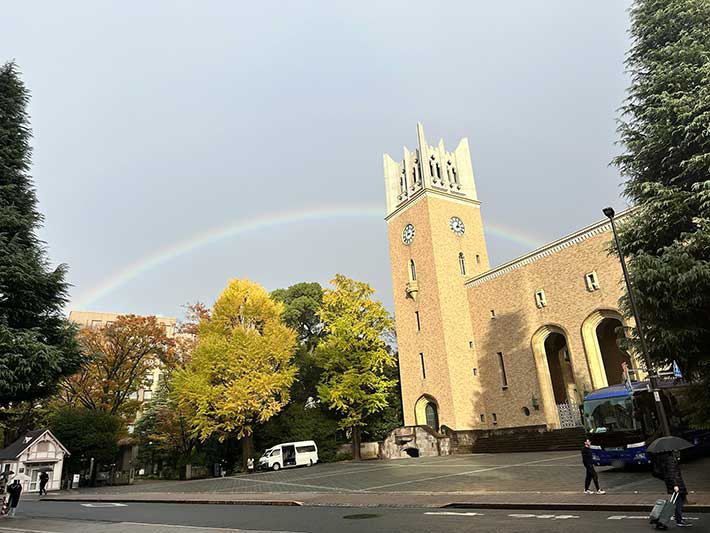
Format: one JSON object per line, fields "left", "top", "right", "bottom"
{"left": 655, "top": 451, "right": 692, "bottom": 528}
{"left": 6, "top": 480, "right": 21, "bottom": 518}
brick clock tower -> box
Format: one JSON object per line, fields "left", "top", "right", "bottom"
{"left": 384, "top": 123, "right": 490, "bottom": 431}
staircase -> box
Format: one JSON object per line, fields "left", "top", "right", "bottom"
{"left": 468, "top": 427, "right": 585, "bottom": 454}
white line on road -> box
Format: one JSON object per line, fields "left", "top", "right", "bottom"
{"left": 80, "top": 502, "right": 127, "bottom": 507}
{"left": 362, "top": 453, "right": 578, "bottom": 491}
{"left": 508, "top": 514, "right": 579, "bottom": 520}
{"left": 0, "top": 527, "right": 63, "bottom": 533}
{"left": 221, "top": 476, "right": 360, "bottom": 493}
{"left": 121, "top": 521, "right": 307, "bottom": 532}
{"left": 424, "top": 512, "right": 485, "bottom": 516}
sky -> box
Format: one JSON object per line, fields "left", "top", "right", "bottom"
{"left": 3, "top": 1, "right": 633, "bottom": 319}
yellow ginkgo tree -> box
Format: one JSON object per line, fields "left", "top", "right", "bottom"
{"left": 173, "top": 279, "right": 297, "bottom": 465}
{"left": 316, "top": 274, "right": 396, "bottom": 460}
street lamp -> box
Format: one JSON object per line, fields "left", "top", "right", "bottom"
{"left": 603, "top": 207, "right": 671, "bottom": 436}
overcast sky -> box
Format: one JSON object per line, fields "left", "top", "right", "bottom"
{"left": 3, "top": 1, "right": 633, "bottom": 319}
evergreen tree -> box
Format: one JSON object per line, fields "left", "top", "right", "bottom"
{"left": 0, "top": 62, "right": 82, "bottom": 404}
{"left": 613, "top": 1, "right": 710, "bottom": 413}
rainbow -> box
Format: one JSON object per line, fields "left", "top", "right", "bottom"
{"left": 72, "top": 205, "right": 544, "bottom": 310}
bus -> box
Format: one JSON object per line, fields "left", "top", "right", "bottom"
{"left": 582, "top": 380, "right": 710, "bottom": 467}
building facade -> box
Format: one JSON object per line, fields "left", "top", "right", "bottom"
{"left": 385, "top": 125, "right": 640, "bottom": 434}
{"left": 0, "top": 430, "right": 69, "bottom": 493}
{"left": 67, "top": 310, "right": 178, "bottom": 473}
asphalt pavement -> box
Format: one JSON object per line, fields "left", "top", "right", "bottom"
{"left": 0, "top": 501, "right": 705, "bottom": 533}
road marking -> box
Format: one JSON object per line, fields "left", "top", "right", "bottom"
{"left": 424, "top": 511, "right": 485, "bottom": 516}
{"left": 121, "top": 522, "right": 306, "bottom": 532}
{"left": 362, "top": 453, "right": 578, "bottom": 491}
{"left": 223, "top": 476, "right": 359, "bottom": 493}
{"left": 509, "top": 513, "right": 579, "bottom": 520}
{"left": 80, "top": 502, "right": 128, "bottom": 507}
{"left": 0, "top": 527, "right": 63, "bottom": 533}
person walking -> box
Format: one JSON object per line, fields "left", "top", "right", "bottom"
{"left": 581, "top": 438, "right": 605, "bottom": 494}
{"left": 6, "top": 480, "right": 21, "bottom": 518}
{"left": 657, "top": 451, "right": 692, "bottom": 528}
{"left": 38, "top": 471, "right": 49, "bottom": 496}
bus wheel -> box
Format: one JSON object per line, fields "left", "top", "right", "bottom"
{"left": 272, "top": 463, "right": 281, "bottom": 471}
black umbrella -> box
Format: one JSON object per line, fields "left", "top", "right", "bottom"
{"left": 647, "top": 436, "right": 693, "bottom": 454}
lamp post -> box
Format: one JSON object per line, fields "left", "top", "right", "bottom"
{"left": 603, "top": 207, "right": 671, "bottom": 437}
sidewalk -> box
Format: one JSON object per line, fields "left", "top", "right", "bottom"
{"left": 44, "top": 490, "right": 710, "bottom": 512}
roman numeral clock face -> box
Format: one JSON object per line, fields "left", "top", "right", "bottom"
{"left": 449, "top": 216, "right": 465, "bottom": 236}
{"left": 402, "top": 223, "right": 415, "bottom": 245}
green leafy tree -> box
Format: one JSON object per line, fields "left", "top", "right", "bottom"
{"left": 49, "top": 406, "right": 123, "bottom": 479}
{"left": 173, "top": 279, "right": 297, "bottom": 466}
{"left": 316, "top": 275, "right": 395, "bottom": 460}
{"left": 612, "top": 0, "right": 710, "bottom": 411}
{"left": 272, "top": 282, "right": 325, "bottom": 402}
{"left": 0, "top": 61, "right": 82, "bottom": 404}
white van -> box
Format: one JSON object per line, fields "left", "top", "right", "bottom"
{"left": 258, "top": 441, "right": 318, "bottom": 471}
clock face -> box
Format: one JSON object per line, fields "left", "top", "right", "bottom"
{"left": 450, "top": 216, "right": 465, "bottom": 236}
{"left": 402, "top": 223, "right": 415, "bottom": 245}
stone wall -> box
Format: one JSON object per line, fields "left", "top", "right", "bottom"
{"left": 381, "top": 425, "right": 451, "bottom": 459}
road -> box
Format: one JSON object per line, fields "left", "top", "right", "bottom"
{"left": 0, "top": 501, "right": 704, "bottom": 533}
{"left": 61, "top": 452, "right": 710, "bottom": 495}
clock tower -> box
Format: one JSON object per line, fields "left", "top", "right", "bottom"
{"left": 384, "top": 123, "right": 490, "bottom": 431}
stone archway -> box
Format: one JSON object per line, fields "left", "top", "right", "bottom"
{"left": 581, "top": 309, "right": 639, "bottom": 389}
{"left": 531, "top": 325, "right": 580, "bottom": 429}
{"left": 414, "top": 395, "right": 440, "bottom": 431}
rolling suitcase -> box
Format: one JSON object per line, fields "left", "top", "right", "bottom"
{"left": 649, "top": 492, "right": 677, "bottom": 529}
{"left": 649, "top": 498, "right": 666, "bottom": 524}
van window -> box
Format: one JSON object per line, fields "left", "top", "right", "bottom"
{"left": 296, "top": 445, "right": 316, "bottom": 453}
{"left": 271, "top": 448, "right": 281, "bottom": 456}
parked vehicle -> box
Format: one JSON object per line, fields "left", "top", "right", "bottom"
{"left": 258, "top": 441, "right": 318, "bottom": 471}
{"left": 583, "top": 381, "right": 710, "bottom": 467}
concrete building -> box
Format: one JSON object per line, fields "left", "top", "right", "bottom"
{"left": 67, "top": 311, "right": 178, "bottom": 473}
{"left": 385, "top": 124, "right": 639, "bottom": 435}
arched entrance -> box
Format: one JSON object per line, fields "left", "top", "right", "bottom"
{"left": 582, "top": 310, "right": 638, "bottom": 389}
{"left": 414, "top": 395, "right": 440, "bottom": 432}
{"left": 531, "top": 325, "right": 581, "bottom": 429}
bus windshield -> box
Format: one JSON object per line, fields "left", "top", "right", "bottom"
{"left": 583, "top": 395, "right": 638, "bottom": 433}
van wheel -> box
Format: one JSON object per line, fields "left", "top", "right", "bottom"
{"left": 308, "top": 459, "right": 314, "bottom": 467}
{"left": 272, "top": 463, "right": 281, "bottom": 471}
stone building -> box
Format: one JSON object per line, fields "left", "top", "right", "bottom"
{"left": 385, "top": 124, "right": 639, "bottom": 435}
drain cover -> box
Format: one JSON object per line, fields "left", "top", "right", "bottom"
{"left": 342, "top": 513, "right": 381, "bottom": 520}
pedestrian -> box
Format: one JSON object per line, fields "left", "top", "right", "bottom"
{"left": 581, "top": 438, "right": 605, "bottom": 495}
{"left": 657, "top": 451, "right": 692, "bottom": 528}
{"left": 6, "top": 480, "right": 21, "bottom": 518}
{"left": 39, "top": 471, "right": 49, "bottom": 496}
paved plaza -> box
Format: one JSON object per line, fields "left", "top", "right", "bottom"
{"left": 56, "top": 451, "right": 710, "bottom": 498}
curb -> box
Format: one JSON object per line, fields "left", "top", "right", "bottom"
{"left": 43, "top": 498, "right": 302, "bottom": 507}
{"left": 443, "top": 502, "right": 710, "bottom": 513}
{"left": 42, "top": 498, "right": 710, "bottom": 513}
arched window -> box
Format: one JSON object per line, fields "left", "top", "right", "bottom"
{"left": 436, "top": 163, "right": 441, "bottom": 179}
{"left": 458, "top": 252, "right": 466, "bottom": 275}
{"left": 425, "top": 402, "right": 439, "bottom": 431}
{"left": 409, "top": 259, "right": 417, "bottom": 281}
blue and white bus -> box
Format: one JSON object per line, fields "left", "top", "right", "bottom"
{"left": 582, "top": 381, "right": 710, "bottom": 467}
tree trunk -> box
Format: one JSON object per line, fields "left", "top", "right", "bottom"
{"left": 351, "top": 426, "right": 361, "bottom": 461}
{"left": 241, "top": 434, "right": 253, "bottom": 471}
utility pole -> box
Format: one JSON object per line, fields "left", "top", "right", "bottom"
{"left": 603, "top": 207, "right": 671, "bottom": 437}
